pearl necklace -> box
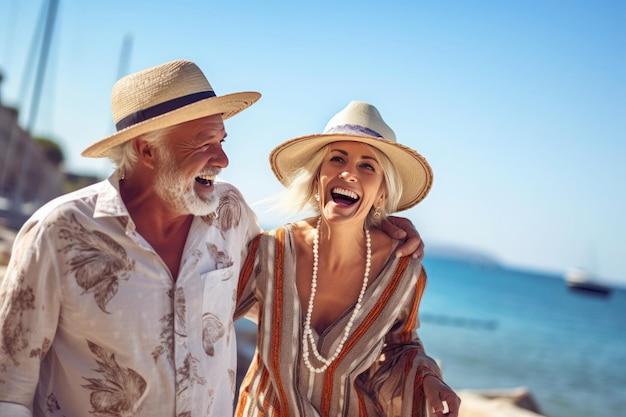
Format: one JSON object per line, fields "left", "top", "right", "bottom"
{"left": 302, "top": 217, "right": 371, "bottom": 373}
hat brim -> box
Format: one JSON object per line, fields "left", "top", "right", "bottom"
{"left": 270, "top": 133, "right": 433, "bottom": 211}
{"left": 82, "top": 91, "right": 261, "bottom": 158}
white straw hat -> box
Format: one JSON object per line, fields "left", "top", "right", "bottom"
{"left": 82, "top": 59, "right": 261, "bottom": 158}
{"left": 270, "top": 101, "right": 433, "bottom": 211}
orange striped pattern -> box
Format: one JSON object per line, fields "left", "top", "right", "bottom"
{"left": 356, "top": 388, "right": 367, "bottom": 417}
{"left": 408, "top": 351, "right": 418, "bottom": 416}
{"left": 268, "top": 227, "right": 288, "bottom": 414}
{"left": 235, "top": 226, "right": 441, "bottom": 417}
{"left": 237, "top": 233, "right": 263, "bottom": 303}
{"left": 321, "top": 255, "right": 411, "bottom": 416}
{"left": 401, "top": 267, "right": 428, "bottom": 343}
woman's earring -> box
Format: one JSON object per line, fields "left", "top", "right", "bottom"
{"left": 374, "top": 206, "right": 382, "bottom": 219}
{"left": 314, "top": 193, "right": 320, "bottom": 202}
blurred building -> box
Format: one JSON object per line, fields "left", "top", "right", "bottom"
{"left": 0, "top": 105, "right": 98, "bottom": 230}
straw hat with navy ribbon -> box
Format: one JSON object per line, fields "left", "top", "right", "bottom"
{"left": 82, "top": 59, "right": 261, "bottom": 158}
{"left": 270, "top": 100, "right": 433, "bottom": 211}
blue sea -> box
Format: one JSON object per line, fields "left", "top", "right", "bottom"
{"left": 236, "top": 255, "right": 626, "bottom": 417}
{"left": 417, "top": 255, "right": 626, "bottom": 417}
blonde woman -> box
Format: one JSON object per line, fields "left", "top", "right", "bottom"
{"left": 235, "top": 101, "right": 460, "bottom": 417}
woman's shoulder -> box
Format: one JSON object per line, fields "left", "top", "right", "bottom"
{"left": 260, "top": 219, "right": 316, "bottom": 243}
{"left": 369, "top": 227, "right": 397, "bottom": 258}
{"left": 369, "top": 228, "right": 424, "bottom": 276}
{"left": 284, "top": 218, "right": 316, "bottom": 239}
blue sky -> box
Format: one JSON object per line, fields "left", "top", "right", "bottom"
{"left": 1, "top": 0, "right": 625, "bottom": 285}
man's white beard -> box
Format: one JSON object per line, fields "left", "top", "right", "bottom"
{"left": 154, "top": 154, "right": 220, "bottom": 216}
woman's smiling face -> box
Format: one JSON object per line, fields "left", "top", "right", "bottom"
{"left": 318, "top": 141, "right": 386, "bottom": 224}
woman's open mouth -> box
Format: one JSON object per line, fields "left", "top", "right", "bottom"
{"left": 331, "top": 187, "right": 360, "bottom": 207}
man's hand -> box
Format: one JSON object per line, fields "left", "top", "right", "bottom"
{"left": 380, "top": 216, "right": 424, "bottom": 260}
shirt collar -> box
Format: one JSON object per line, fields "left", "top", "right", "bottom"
{"left": 93, "top": 170, "right": 132, "bottom": 220}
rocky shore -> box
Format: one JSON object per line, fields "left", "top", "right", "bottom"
{"left": 457, "top": 388, "right": 545, "bottom": 417}
{"left": 0, "top": 224, "right": 546, "bottom": 417}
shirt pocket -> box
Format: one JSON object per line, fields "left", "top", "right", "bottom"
{"left": 199, "top": 266, "right": 237, "bottom": 357}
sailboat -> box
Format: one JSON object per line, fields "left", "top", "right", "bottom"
{"left": 564, "top": 267, "right": 613, "bottom": 297}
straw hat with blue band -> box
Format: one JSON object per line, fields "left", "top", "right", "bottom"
{"left": 270, "top": 101, "right": 433, "bottom": 211}
{"left": 82, "top": 59, "right": 261, "bottom": 158}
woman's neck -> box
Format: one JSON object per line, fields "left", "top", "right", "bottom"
{"left": 316, "top": 217, "right": 368, "bottom": 266}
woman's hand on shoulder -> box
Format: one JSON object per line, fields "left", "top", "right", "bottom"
{"left": 423, "top": 374, "right": 461, "bottom": 417}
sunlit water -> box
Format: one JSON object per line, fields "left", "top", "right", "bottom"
{"left": 418, "top": 256, "right": 626, "bottom": 417}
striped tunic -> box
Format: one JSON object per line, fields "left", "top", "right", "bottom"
{"left": 235, "top": 225, "right": 442, "bottom": 417}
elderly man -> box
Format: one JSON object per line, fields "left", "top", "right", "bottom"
{"left": 0, "top": 60, "right": 422, "bottom": 416}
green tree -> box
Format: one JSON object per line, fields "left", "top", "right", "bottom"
{"left": 34, "top": 136, "right": 65, "bottom": 168}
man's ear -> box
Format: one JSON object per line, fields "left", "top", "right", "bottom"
{"left": 134, "top": 137, "right": 156, "bottom": 169}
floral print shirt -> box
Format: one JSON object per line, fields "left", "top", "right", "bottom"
{"left": 0, "top": 173, "right": 261, "bottom": 417}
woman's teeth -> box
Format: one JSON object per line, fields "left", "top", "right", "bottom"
{"left": 331, "top": 187, "right": 359, "bottom": 205}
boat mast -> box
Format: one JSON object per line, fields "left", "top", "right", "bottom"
{"left": 13, "top": 0, "right": 59, "bottom": 208}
